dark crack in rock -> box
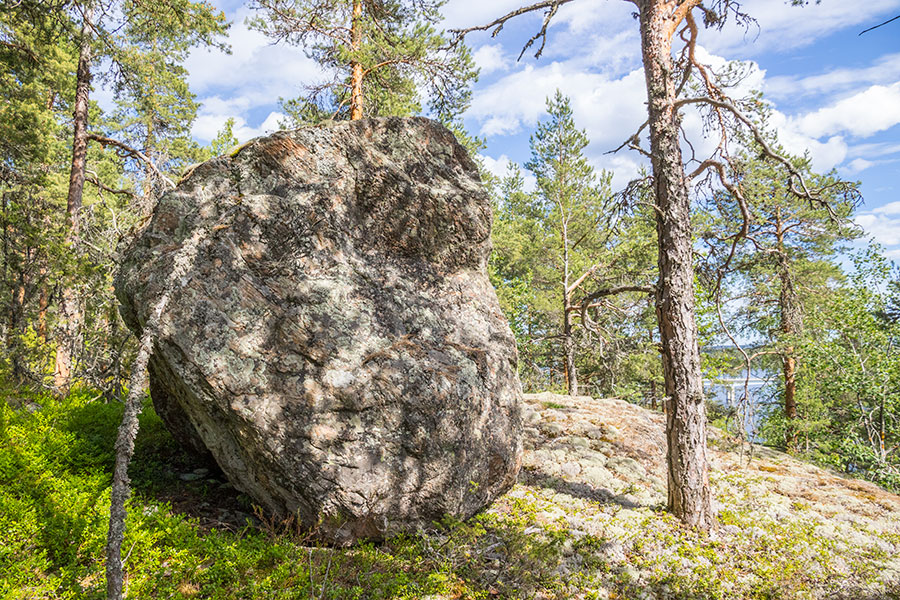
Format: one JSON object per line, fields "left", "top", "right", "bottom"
{"left": 116, "top": 117, "right": 523, "bottom": 544}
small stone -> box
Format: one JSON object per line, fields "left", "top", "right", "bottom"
{"left": 193, "top": 467, "right": 210, "bottom": 477}
{"left": 561, "top": 461, "right": 582, "bottom": 477}
{"left": 179, "top": 473, "right": 203, "bottom": 482}
{"left": 569, "top": 436, "right": 591, "bottom": 449}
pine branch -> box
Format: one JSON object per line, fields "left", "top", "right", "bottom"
{"left": 448, "top": 0, "right": 577, "bottom": 59}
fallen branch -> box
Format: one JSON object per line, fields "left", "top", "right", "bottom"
{"left": 105, "top": 214, "right": 224, "bottom": 599}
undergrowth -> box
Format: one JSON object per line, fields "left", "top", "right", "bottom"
{"left": 1, "top": 384, "right": 898, "bottom": 599}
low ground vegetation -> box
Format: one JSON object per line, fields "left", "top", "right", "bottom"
{"left": 3, "top": 385, "right": 897, "bottom": 599}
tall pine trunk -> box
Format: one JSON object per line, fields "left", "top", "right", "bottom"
{"left": 349, "top": 0, "right": 364, "bottom": 120}
{"left": 561, "top": 220, "right": 578, "bottom": 396}
{"left": 638, "top": 0, "right": 714, "bottom": 531}
{"left": 2, "top": 192, "right": 26, "bottom": 382}
{"left": 563, "top": 305, "right": 577, "bottom": 395}
{"left": 55, "top": 4, "right": 94, "bottom": 392}
{"left": 775, "top": 207, "right": 801, "bottom": 451}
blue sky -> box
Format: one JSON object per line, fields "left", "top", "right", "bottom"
{"left": 180, "top": 0, "right": 900, "bottom": 260}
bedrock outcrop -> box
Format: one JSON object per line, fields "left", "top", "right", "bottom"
{"left": 116, "top": 117, "right": 523, "bottom": 543}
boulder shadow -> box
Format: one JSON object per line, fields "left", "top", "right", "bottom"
{"left": 520, "top": 465, "right": 644, "bottom": 509}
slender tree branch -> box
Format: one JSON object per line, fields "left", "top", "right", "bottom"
{"left": 85, "top": 171, "right": 134, "bottom": 197}
{"left": 859, "top": 14, "right": 899, "bottom": 35}
{"left": 87, "top": 133, "right": 176, "bottom": 190}
{"left": 448, "top": 0, "right": 576, "bottom": 59}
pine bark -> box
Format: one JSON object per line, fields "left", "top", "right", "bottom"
{"left": 55, "top": 5, "right": 94, "bottom": 392}
{"left": 349, "top": 0, "right": 364, "bottom": 120}
{"left": 638, "top": 0, "right": 714, "bottom": 531}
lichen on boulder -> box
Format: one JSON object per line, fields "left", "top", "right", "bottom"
{"left": 116, "top": 117, "right": 523, "bottom": 543}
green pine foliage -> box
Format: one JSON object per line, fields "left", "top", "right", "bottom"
{"left": 490, "top": 92, "right": 659, "bottom": 399}
{"left": 0, "top": 0, "right": 228, "bottom": 392}
{"left": 250, "top": 0, "right": 476, "bottom": 124}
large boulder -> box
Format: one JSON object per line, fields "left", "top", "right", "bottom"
{"left": 116, "top": 117, "right": 523, "bottom": 543}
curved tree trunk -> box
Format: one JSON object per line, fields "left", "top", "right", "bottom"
{"left": 55, "top": 4, "right": 94, "bottom": 392}
{"left": 106, "top": 223, "right": 211, "bottom": 600}
{"left": 638, "top": 0, "right": 715, "bottom": 531}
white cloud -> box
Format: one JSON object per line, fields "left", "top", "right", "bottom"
{"left": 193, "top": 114, "right": 233, "bottom": 142}
{"left": 792, "top": 83, "right": 900, "bottom": 139}
{"left": 240, "top": 112, "right": 287, "bottom": 139}
{"left": 472, "top": 44, "right": 509, "bottom": 75}
{"left": 770, "top": 108, "right": 850, "bottom": 170}
{"left": 854, "top": 197, "right": 900, "bottom": 257}
{"left": 468, "top": 63, "right": 647, "bottom": 143}
{"left": 193, "top": 111, "right": 286, "bottom": 144}
{"left": 766, "top": 53, "right": 900, "bottom": 100}
{"left": 846, "top": 158, "right": 874, "bottom": 174}
{"left": 479, "top": 153, "right": 513, "bottom": 179}
{"left": 855, "top": 213, "right": 900, "bottom": 246}
{"left": 440, "top": 0, "right": 531, "bottom": 30}
{"left": 554, "top": 0, "right": 632, "bottom": 34}
{"left": 851, "top": 141, "right": 900, "bottom": 158}
{"left": 704, "top": 0, "right": 900, "bottom": 55}
{"left": 873, "top": 200, "right": 900, "bottom": 216}
{"left": 596, "top": 153, "right": 643, "bottom": 191}
{"left": 479, "top": 153, "right": 536, "bottom": 191}
{"left": 186, "top": 4, "right": 326, "bottom": 142}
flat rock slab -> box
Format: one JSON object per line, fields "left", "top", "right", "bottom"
{"left": 116, "top": 117, "right": 523, "bottom": 544}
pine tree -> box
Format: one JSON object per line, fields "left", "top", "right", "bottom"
{"left": 702, "top": 146, "right": 859, "bottom": 450}
{"left": 250, "top": 0, "right": 476, "bottom": 122}
{"left": 33, "top": 0, "right": 228, "bottom": 391}
{"left": 524, "top": 91, "right": 612, "bottom": 395}
{"left": 454, "top": 0, "right": 852, "bottom": 531}
{"left": 1, "top": 2, "right": 74, "bottom": 383}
